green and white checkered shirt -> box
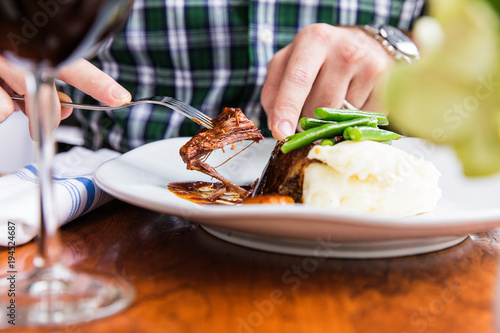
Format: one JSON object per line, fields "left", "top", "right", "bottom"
{"left": 70, "top": 0, "right": 425, "bottom": 153}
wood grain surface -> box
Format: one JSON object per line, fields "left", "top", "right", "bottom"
{"left": 1, "top": 199, "right": 499, "bottom": 333}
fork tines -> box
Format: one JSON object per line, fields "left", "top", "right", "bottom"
{"left": 164, "top": 97, "right": 214, "bottom": 129}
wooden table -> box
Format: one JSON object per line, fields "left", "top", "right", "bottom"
{"left": 1, "top": 199, "right": 499, "bottom": 333}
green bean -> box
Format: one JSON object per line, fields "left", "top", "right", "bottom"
{"left": 300, "top": 118, "right": 337, "bottom": 131}
{"left": 320, "top": 138, "right": 336, "bottom": 146}
{"left": 301, "top": 116, "right": 378, "bottom": 131}
{"left": 343, "top": 126, "right": 404, "bottom": 141}
{"left": 281, "top": 118, "right": 375, "bottom": 153}
{"left": 314, "top": 107, "right": 389, "bottom": 126}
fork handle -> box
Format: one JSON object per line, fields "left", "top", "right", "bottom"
{"left": 12, "top": 93, "right": 357, "bottom": 112}
{"left": 10, "top": 94, "right": 132, "bottom": 111}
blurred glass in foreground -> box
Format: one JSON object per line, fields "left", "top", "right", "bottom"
{"left": 383, "top": 0, "right": 500, "bottom": 177}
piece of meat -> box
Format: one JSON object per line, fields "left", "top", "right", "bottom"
{"left": 179, "top": 107, "right": 264, "bottom": 199}
{"left": 253, "top": 141, "right": 313, "bottom": 202}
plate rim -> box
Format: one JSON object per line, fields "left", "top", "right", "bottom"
{"left": 94, "top": 137, "right": 500, "bottom": 242}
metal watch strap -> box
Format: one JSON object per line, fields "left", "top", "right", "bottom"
{"left": 364, "top": 24, "right": 420, "bottom": 64}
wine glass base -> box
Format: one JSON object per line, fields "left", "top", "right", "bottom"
{"left": 0, "top": 263, "right": 135, "bottom": 328}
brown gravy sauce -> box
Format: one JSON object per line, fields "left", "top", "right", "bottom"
{"left": 168, "top": 181, "right": 295, "bottom": 205}
{"left": 167, "top": 181, "right": 249, "bottom": 205}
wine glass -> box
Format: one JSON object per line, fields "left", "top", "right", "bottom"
{"left": 0, "top": 0, "right": 135, "bottom": 326}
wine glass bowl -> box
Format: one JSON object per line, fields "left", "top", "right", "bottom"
{"left": 0, "top": 0, "right": 133, "bottom": 67}
{"left": 0, "top": 0, "right": 135, "bottom": 327}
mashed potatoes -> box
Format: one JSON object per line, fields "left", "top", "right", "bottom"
{"left": 302, "top": 141, "right": 441, "bottom": 217}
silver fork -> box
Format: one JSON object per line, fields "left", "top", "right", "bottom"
{"left": 10, "top": 94, "right": 214, "bottom": 129}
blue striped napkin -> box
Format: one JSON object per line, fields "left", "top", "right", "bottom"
{"left": 0, "top": 147, "right": 120, "bottom": 246}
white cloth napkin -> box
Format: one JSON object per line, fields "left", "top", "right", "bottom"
{"left": 0, "top": 147, "right": 120, "bottom": 246}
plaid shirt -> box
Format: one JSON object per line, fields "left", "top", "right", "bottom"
{"left": 70, "top": 0, "right": 425, "bottom": 153}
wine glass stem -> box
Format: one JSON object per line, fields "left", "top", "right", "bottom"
{"left": 25, "top": 67, "right": 62, "bottom": 269}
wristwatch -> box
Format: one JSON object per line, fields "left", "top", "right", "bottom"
{"left": 363, "top": 24, "right": 420, "bottom": 64}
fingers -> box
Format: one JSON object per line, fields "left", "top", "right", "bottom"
{"left": 0, "top": 57, "right": 27, "bottom": 96}
{"left": 21, "top": 84, "right": 63, "bottom": 140}
{"left": 301, "top": 39, "right": 357, "bottom": 117}
{"left": 344, "top": 31, "right": 392, "bottom": 109}
{"left": 0, "top": 88, "right": 16, "bottom": 123}
{"left": 0, "top": 56, "right": 26, "bottom": 122}
{"left": 0, "top": 56, "right": 118, "bottom": 140}
{"left": 57, "top": 91, "right": 74, "bottom": 120}
{"left": 361, "top": 91, "right": 387, "bottom": 113}
{"left": 345, "top": 67, "right": 383, "bottom": 111}
{"left": 267, "top": 25, "right": 330, "bottom": 140}
{"left": 58, "top": 58, "right": 131, "bottom": 107}
{"left": 261, "top": 45, "right": 290, "bottom": 130}
{"left": 263, "top": 25, "right": 393, "bottom": 141}
{"left": 0, "top": 57, "right": 63, "bottom": 139}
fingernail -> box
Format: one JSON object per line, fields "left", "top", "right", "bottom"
{"left": 278, "top": 121, "right": 294, "bottom": 138}
{"left": 111, "top": 84, "right": 130, "bottom": 100}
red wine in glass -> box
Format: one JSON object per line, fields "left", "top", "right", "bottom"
{"left": 0, "top": 0, "right": 132, "bottom": 66}
{"left": 0, "top": 0, "right": 135, "bottom": 327}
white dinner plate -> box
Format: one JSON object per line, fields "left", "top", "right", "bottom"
{"left": 94, "top": 137, "right": 500, "bottom": 258}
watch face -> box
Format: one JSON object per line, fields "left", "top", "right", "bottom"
{"left": 380, "top": 25, "right": 419, "bottom": 58}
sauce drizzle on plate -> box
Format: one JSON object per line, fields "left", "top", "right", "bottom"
{"left": 168, "top": 182, "right": 295, "bottom": 205}
{"left": 167, "top": 181, "right": 248, "bottom": 205}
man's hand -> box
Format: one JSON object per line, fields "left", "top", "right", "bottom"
{"left": 261, "top": 24, "right": 393, "bottom": 140}
{"left": 0, "top": 56, "right": 131, "bottom": 138}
